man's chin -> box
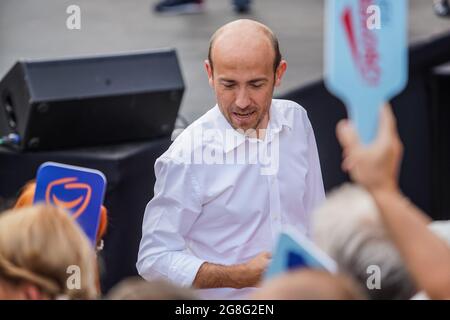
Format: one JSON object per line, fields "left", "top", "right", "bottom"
{"left": 232, "top": 123, "right": 257, "bottom": 134}
{"left": 229, "top": 119, "right": 258, "bottom": 132}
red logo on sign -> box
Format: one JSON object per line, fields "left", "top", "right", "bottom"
{"left": 341, "top": 0, "right": 381, "bottom": 86}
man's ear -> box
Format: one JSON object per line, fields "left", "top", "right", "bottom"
{"left": 205, "top": 59, "right": 214, "bottom": 88}
{"left": 274, "top": 60, "right": 287, "bottom": 87}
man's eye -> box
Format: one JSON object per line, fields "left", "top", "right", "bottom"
{"left": 251, "top": 83, "right": 264, "bottom": 88}
{"left": 223, "top": 83, "right": 235, "bottom": 89}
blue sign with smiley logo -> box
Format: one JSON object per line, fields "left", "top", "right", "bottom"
{"left": 34, "top": 162, "right": 107, "bottom": 246}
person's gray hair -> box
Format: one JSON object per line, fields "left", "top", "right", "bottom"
{"left": 312, "top": 183, "right": 416, "bottom": 300}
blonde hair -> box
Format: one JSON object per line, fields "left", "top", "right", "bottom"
{"left": 0, "top": 204, "right": 98, "bottom": 299}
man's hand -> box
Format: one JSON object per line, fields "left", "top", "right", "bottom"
{"left": 192, "top": 251, "right": 271, "bottom": 289}
{"left": 242, "top": 251, "right": 272, "bottom": 287}
{"left": 336, "top": 103, "right": 403, "bottom": 194}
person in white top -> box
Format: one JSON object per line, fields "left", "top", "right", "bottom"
{"left": 137, "top": 19, "right": 325, "bottom": 299}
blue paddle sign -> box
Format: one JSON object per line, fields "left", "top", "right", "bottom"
{"left": 325, "top": 0, "right": 408, "bottom": 144}
{"left": 264, "top": 227, "right": 337, "bottom": 280}
{"left": 34, "top": 162, "right": 107, "bottom": 246}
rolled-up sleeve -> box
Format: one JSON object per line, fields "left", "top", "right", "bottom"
{"left": 136, "top": 156, "right": 205, "bottom": 287}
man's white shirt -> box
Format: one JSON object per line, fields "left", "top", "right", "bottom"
{"left": 137, "top": 99, "right": 325, "bottom": 299}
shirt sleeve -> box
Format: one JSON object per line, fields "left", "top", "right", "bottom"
{"left": 303, "top": 116, "right": 326, "bottom": 235}
{"left": 136, "top": 156, "right": 206, "bottom": 287}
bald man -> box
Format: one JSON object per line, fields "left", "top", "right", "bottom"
{"left": 137, "top": 19, "right": 325, "bottom": 299}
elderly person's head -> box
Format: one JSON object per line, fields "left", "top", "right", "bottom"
{"left": 205, "top": 19, "right": 287, "bottom": 135}
{"left": 312, "top": 184, "right": 416, "bottom": 300}
{"left": 251, "top": 269, "right": 366, "bottom": 300}
{"left": 0, "top": 205, "right": 98, "bottom": 299}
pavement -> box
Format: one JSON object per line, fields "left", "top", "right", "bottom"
{"left": 0, "top": 0, "right": 449, "bottom": 123}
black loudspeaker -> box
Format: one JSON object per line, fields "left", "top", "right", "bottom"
{"left": 0, "top": 49, "right": 184, "bottom": 150}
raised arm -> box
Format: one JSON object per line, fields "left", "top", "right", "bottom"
{"left": 336, "top": 104, "right": 450, "bottom": 299}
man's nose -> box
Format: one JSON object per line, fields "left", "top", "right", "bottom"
{"left": 235, "top": 88, "right": 251, "bottom": 109}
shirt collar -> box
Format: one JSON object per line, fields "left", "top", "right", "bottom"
{"left": 211, "top": 105, "right": 246, "bottom": 153}
{"left": 268, "top": 100, "right": 293, "bottom": 132}
{"left": 212, "top": 100, "right": 293, "bottom": 153}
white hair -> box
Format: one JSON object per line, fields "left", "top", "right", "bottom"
{"left": 428, "top": 220, "right": 450, "bottom": 246}
{"left": 312, "top": 183, "right": 416, "bottom": 300}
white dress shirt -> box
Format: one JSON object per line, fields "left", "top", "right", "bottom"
{"left": 137, "top": 99, "right": 325, "bottom": 299}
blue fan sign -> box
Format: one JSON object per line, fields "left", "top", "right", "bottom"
{"left": 34, "top": 162, "right": 107, "bottom": 246}
{"left": 265, "top": 228, "right": 337, "bottom": 280}
{"left": 325, "top": 0, "right": 408, "bottom": 144}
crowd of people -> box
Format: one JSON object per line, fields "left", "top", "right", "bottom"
{"left": 0, "top": 18, "right": 449, "bottom": 300}
{"left": 0, "top": 104, "right": 448, "bottom": 300}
